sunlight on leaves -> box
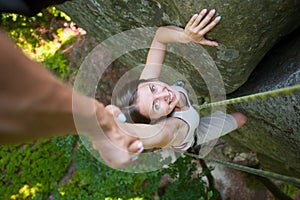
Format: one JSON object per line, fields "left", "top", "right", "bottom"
{"left": 10, "top": 183, "right": 42, "bottom": 200}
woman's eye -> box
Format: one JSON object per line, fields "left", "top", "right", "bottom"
{"left": 150, "top": 84, "right": 156, "bottom": 92}
{"left": 154, "top": 101, "right": 160, "bottom": 111}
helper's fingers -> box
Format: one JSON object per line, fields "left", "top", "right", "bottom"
{"left": 105, "top": 104, "right": 121, "bottom": 116}
{"left": 105, "top": 104, "right": 127, "bottom": 122}
{"left": 128, "top": 140, "right": 144, "bottom": 153}
{"left": 129, "top": 141, "right": 144, "bottom": 163}
{"left": 105, "top": 106, "right": 142, "bottom": 152}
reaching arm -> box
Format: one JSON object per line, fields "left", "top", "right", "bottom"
{"left": 0, "top": 29, "right": 78, "bottom": 142}
{"left": 120, "top": 117, "right": 189, "bottom": 149}
{"left": 105, "top": 105, "right": 188, "bottom": 149}
{"left": 0, "top": 30, "right": 142, "bottom": 168}
{"left": 140, "top": 8, "right": 221, "bottom": 80}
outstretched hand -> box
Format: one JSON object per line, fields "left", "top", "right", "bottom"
{"left": 90, "top": 104, "right": 143, "bottom": 169}
{"left": 184, "top": 9, "right": 221, "bottom": 46}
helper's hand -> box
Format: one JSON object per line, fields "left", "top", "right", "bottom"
{"left": 184, "top": 8, "right": 221, "bottom": 46}
{"left": 89, "top": 104, "right": 143, "bottom": 169}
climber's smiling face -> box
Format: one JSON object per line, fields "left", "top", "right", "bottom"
{"left": 135, "top": 80, "right": 180, "bottom": 120}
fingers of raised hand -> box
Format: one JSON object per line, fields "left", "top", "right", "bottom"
{"left": 198, "top": 38, "right": 219, "bottom": 47}
{"left": 198, "top": 15, "right": 221, "bottom": 36}
{"left": 186, "top": 8, "right": 221, "bottom": 43}
{"left": 187, "top": 8, "right": 207, "bottom": 27}
{"left": 194, "top": 9, "right": 216, "bottom": 32}
{"left": 192, "top": 8, "right": 209, "bottom": 28}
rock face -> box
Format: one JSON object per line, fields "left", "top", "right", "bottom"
{"left": 58, "top": 1, "right": 300, "bottom": 177}
{"left": 227, "top": 27, "right": 300, "bottom": 178}
{"left": 58, "top": 0, "right": 300, "bottom": 93}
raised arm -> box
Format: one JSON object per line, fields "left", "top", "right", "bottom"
{"left": 140, "top": 8, "right": 221, "bottom": 80}
{"left": 139, "top": 26, "right": 186, "bottom": 80}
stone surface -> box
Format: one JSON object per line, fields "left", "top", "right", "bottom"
{"left": 57, "top": 1, "right": 300, "bottom": 178}
{"left": 212, "top": 164, "right": 273, "bottom": 200}
{"left": 58, "top": 0, "right": 300, "bottom": 94}
{"left": 226, "top": 27, "right": 300, "bottom": 177}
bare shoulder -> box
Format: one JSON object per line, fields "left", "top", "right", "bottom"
{"left": 162, "top": 117, "right": 189, "bottom": 146}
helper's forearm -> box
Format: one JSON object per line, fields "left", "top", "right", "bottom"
{"left": 0, "top": 30, "right": 98, "bottom": 144}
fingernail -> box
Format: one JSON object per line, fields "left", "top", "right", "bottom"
{"left": 216, "top": 16, "right": 222, "bottom": 21}
{"left": 137, "top": 142, "right": 144, "bottom": 153}
{"left": 214, "top": 42, "right": 219, "bottom": 46}
{"left": 201, "top": 9, "right": 207, "bottom": 13}
{"left": 211, "top": 9, "right": 216, "bottom": 14}
{"left": 117, "top": 113, "right": 126, "bottom": 122}
{"left": 131, "top": 156, "right": 139, "bottom": 161}
{"left": 193, "top": 14, "right": 198, "bottom": 17}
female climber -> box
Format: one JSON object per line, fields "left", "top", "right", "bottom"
{"left": 110, "top": 8, "right": 247, "bottom": 152}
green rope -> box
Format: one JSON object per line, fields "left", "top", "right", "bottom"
{"left": 184, "top": 152, "right": 300, "bottom": 188}
{"left": 195, "top": 84, "right": 300, "bottom": 110}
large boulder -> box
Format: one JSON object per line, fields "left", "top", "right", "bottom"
{"left": 58, "top": 1, "right": 300, "bottom": 177}
{"left": 58, "top": 0, "right": 300, "bottom": 93}
{"left": 226, "top": 27, "right": 300, "bottom": 177}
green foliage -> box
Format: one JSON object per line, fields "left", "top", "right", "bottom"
{"left": 1, "top": 13, "right": 41, "bottom": 51}
{"left": 161, "top": 156, "right": 208, "bottom": 200}
{"left": 53, "top": 143, "right": 212, "bottom": 199}
{"left": 1, "top": 138, "right": 214, "bottom": 199}
{"left": 46, "top": 6, "right": 71, "bottom": 21}
{"left": 1, "top": 7, "right": 68, "bottom": 51}
{"left": 1, "top": 7, "right": 72, "bottom": 80}
{"left": 53, "top": 142, "right": 162, "bottom": 199}
{"left": 0, "top": 136, "right": 76, "bottom": 199}
{"left": 42, "top": 50, "right": 70, "bottom": 80}
{"left": 282, "top": 183, "right": 300, "bottom": 198}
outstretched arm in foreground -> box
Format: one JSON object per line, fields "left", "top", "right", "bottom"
{"left": 0, "top": 30, "right": 142, "bottom": 168}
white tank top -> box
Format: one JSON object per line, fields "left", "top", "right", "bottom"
{"left": 170, "top": 84, "right": 200, "bottom": 151}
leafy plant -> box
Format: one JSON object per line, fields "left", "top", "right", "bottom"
{"left": 161, "top": 156, "right": 209, "bottom": 200}
{"left": 42, "top": 50, "right": 70, "bottom": 80}
{"left": 282, "top": 183, "right": 300, "bottom": 198}
{"left": 0, "top": 136, "right": 76, "bottom": 199}
{"left": 1, "top": 7, "right": 65, "bottom": 52}
{"left": 52, "top": 142, "right": 214, "bottom": 199}
{"left": 1, "top": 7, "right": 73, "bottom": 80}
{"left": 53, "top": 142, "right": 162, "bottom": 199}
